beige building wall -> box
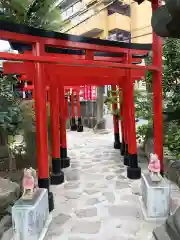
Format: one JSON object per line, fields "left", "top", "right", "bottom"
{"left": 62, "top": 0, "right": 152, "bottom": 43}
{"left": 130, "top": 0, "right": 152, "bottom": 44}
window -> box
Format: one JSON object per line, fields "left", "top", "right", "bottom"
{"left": 107, "top": 3, "right": 130, "bottom": 17}
{"left": 61, "top": 1, "right": 82, "bottom": 20}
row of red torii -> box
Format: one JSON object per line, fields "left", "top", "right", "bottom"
{"left": 0, "top": 0, "right": 163, "bottom": 211}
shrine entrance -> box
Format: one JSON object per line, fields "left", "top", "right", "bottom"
{"left": 0, "top": 0, "right": 162, "bottom": 214}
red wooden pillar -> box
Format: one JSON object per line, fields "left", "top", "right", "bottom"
{"left": 59, "top": 86, "right": 70, "bottom": 168}
{"left": 152, "top": 0, "right": 164, "bottom": 174}
{"left": 120, "top": 88, "right": 125, "bottom": 156}
{"left": 70, "top": 89, "right": 77, "bottom": 131}
{"left": 122, "top": 82, "right": 130, "bottom": 165}
{"left": 49, "top": 83, "right": 64, "bottom": 185}
{"left": 126, "top": 53, "right": 141, "bottom": 179}
{"left": 76, "top": 89, "right": 84, "bottom": 132}
{"left": 33, "top": 42, "right": 54, "bottom": 211}
{"left": 64, "top": 91, "right": 69, "bottom": 120}
{"left": 111, "top": 85, "right": 121, "bottom": 149}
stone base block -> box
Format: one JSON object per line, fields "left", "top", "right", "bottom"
{"left": 12, "top": 188, "right": 51, "bottom": 240}
{"left": 140, "top": 173, "right": 170, "bottom": 220}
{"left": 88, "top": 117, "right": 97, "bottom": 128}
{"left": 153, "top": 224, "right": 171, "bottom": 240}
{"left": 83, "top": 117, "right": 89, "bottom": 127}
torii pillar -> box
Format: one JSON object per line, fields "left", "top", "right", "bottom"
{"left": 33, "top": 43, "right": 54, "bottom": 211}
{"left": 126, "top": 53, "right": 141, "bottom": 179}
{"left": 59, "top": 86, "right": 70, "bottom": 168}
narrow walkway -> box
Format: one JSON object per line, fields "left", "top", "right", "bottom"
{"left": 45, "top": 129, "right": 159, "bottom": 240}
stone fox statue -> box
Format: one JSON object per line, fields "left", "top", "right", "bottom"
{"left": 22, "top": 167, "right": 38, "bottom": 199}
{"left": 148, "top": 153, "right": 162, "bottom": 182}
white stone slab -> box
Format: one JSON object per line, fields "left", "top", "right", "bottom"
{"left": 12, "top": 188, "right": 51, "bottom": 240}
{"left": 140, "top": 173, "right": 170, "bottom": 220}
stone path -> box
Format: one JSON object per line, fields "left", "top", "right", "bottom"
{"left": 45, "top": 128, "right": 162, "bottom": 240}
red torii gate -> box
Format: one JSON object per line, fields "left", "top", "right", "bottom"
{"left": 0, "top": 0, "right": 162, "bottom": 211}
{"left": 3, "top": 56, "right": 146, "bottom": 135}
{"left": 3, "top": 60, "right": 146, "bottom": 139}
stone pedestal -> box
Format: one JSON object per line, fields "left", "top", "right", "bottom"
{"left": 140, "top": 173, "right": 170, "bottom": 220}
{"left": 12, "top": 188, "right": 51, "bottom": 240}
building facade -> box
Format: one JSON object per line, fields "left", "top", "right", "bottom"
{"left": 59, "top": 0, "right": 151, "bottom": 92}
{"left": 59, "top": 0, "right": 152, "bottom": 44}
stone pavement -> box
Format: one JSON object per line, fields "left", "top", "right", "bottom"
{"left": 45, "top": 128, "right": 162, "bottom": 240}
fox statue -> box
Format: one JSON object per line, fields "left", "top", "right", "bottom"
{"left": 22, "top": 167, "right": 38, "bottom": 200}
{"left": 148, "top": 153, "right": 162, "bottom": 182}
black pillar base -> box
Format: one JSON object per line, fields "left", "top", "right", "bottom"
{"left": 71, "top": 117, "right": 77, "bottom": 131}
{"left": 124, "top": 154, "right": 129, "bottom": 166}
{"left": 123, "top": 144, "right": 129, "bottom": 166}
{"left": 127, "top": 154, "right": 141, "bottom": 180}
{"left": 50, "top": 159, "right": 64, "bottom": 185}
{"left": 61, "top": 147, "right": 70, "bottom": 168}
{"left": 62, "top": 157, "right": 71, "bottom": 168}
{"left": 71, "top": 124, "right": 77, "bottom": 131}
{"left": 48, "top": 192, "right": 54, "bottom": 212}
{"left": 38, "top": 178, "right": 54, "bottom": 212}
{"left": 50, "top": 171, "right": 64, "bottom": 185}
{"left": 121, "top": 140, "right": 125, "bottom": 156}
{"left": 127, "top": 166, "right": 141, "bottom": 180}
{"left": 77, "top": 124, "right": 83, "bottom": 132}
{"left": 114, "top": 141, "right": 121, "bottom": 149}
{"left": 114, "top": 133, "right": 121, "bottom": 149}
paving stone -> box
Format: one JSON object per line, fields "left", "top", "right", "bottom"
{"left": 115, "top": 181, "right": 130, "bottom": 189}
{"left": 82, "top": 165, "right": 92, "bottom": 169}
{"left": 105, "top": 175, "right": 116, "bottom": 180}
{"left": 46, "top": 213, "right": 71, "bottom": 237}
{"left": 86, "top": 197, "right": 103, "bottom": 206}
{"left": 96, "top": 183, "right": 108, "bottom": 188}
{"left": 85, "top": 174, "right": 104, "bottom": 181}
{"left": 107, "top": 204, "right": 142, "bottom": 218}
{"left": 64, "top": 182, "right": 80, "bottom": 190}
{"left": 108, "top": 236, "right": 135, "bottom": 240}
{"left": 84, "top": 189, "right": 100, "bottom": 195}
{"left": 120, "top": 194, "right": 138, "bottom": 203}
{"left": 66, "top": 170, "right": 80, "bottom": 181}
{"left": 68, "top": 237, "right": 87, "bottom": 240}
{"left": 64, "top": 191, "right": 81, "bottom": 199}
{"left": 71, "top": 220, "right": 101, "bottom": 234}
{"left": 85, "top": 183, "right": 95, "bottom": 188}
{"left": 117, "top": 175, "right": 127, "bottom": 180}
{"left": 92, "top": 158, "right": 101, "bottom": 162}
{"left": 115, "top": 220, "right": 142, "bottom": 236}
{"left": 102, "top": 167, "right": 110, "bottom": 172}
{"left": 71, "top": 163, "right": 80, "bottom": 168}
{"left": 103, "top": 192, "right": 115, "bottom": 203}
{"left": 114, "top": 169, "right": 125, "bottom": 174}
{"left": 75, "top": 207, "right": 97, "bottom": 218}
{"left": 46, "top": 129, "right": 163, "bottom": 239}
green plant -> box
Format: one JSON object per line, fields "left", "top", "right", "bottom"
{"left": 136, "top": 124, "right": 149, "bottom": 144}
{"left": 0, "top": 74, "right": 22, "bottom": 144}
{"left": 0, "top": 0, "right": 63, "bottom": 31}
{"left": 104, "top": 87, "right": 122, "bottom": 119}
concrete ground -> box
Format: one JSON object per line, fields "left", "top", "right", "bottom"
{"left": 45, "top": 128, "right": 162, "bottom": 240}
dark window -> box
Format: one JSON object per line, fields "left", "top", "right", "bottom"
{"left": 107, "top": 3, "right": 130, "bottom": 17}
